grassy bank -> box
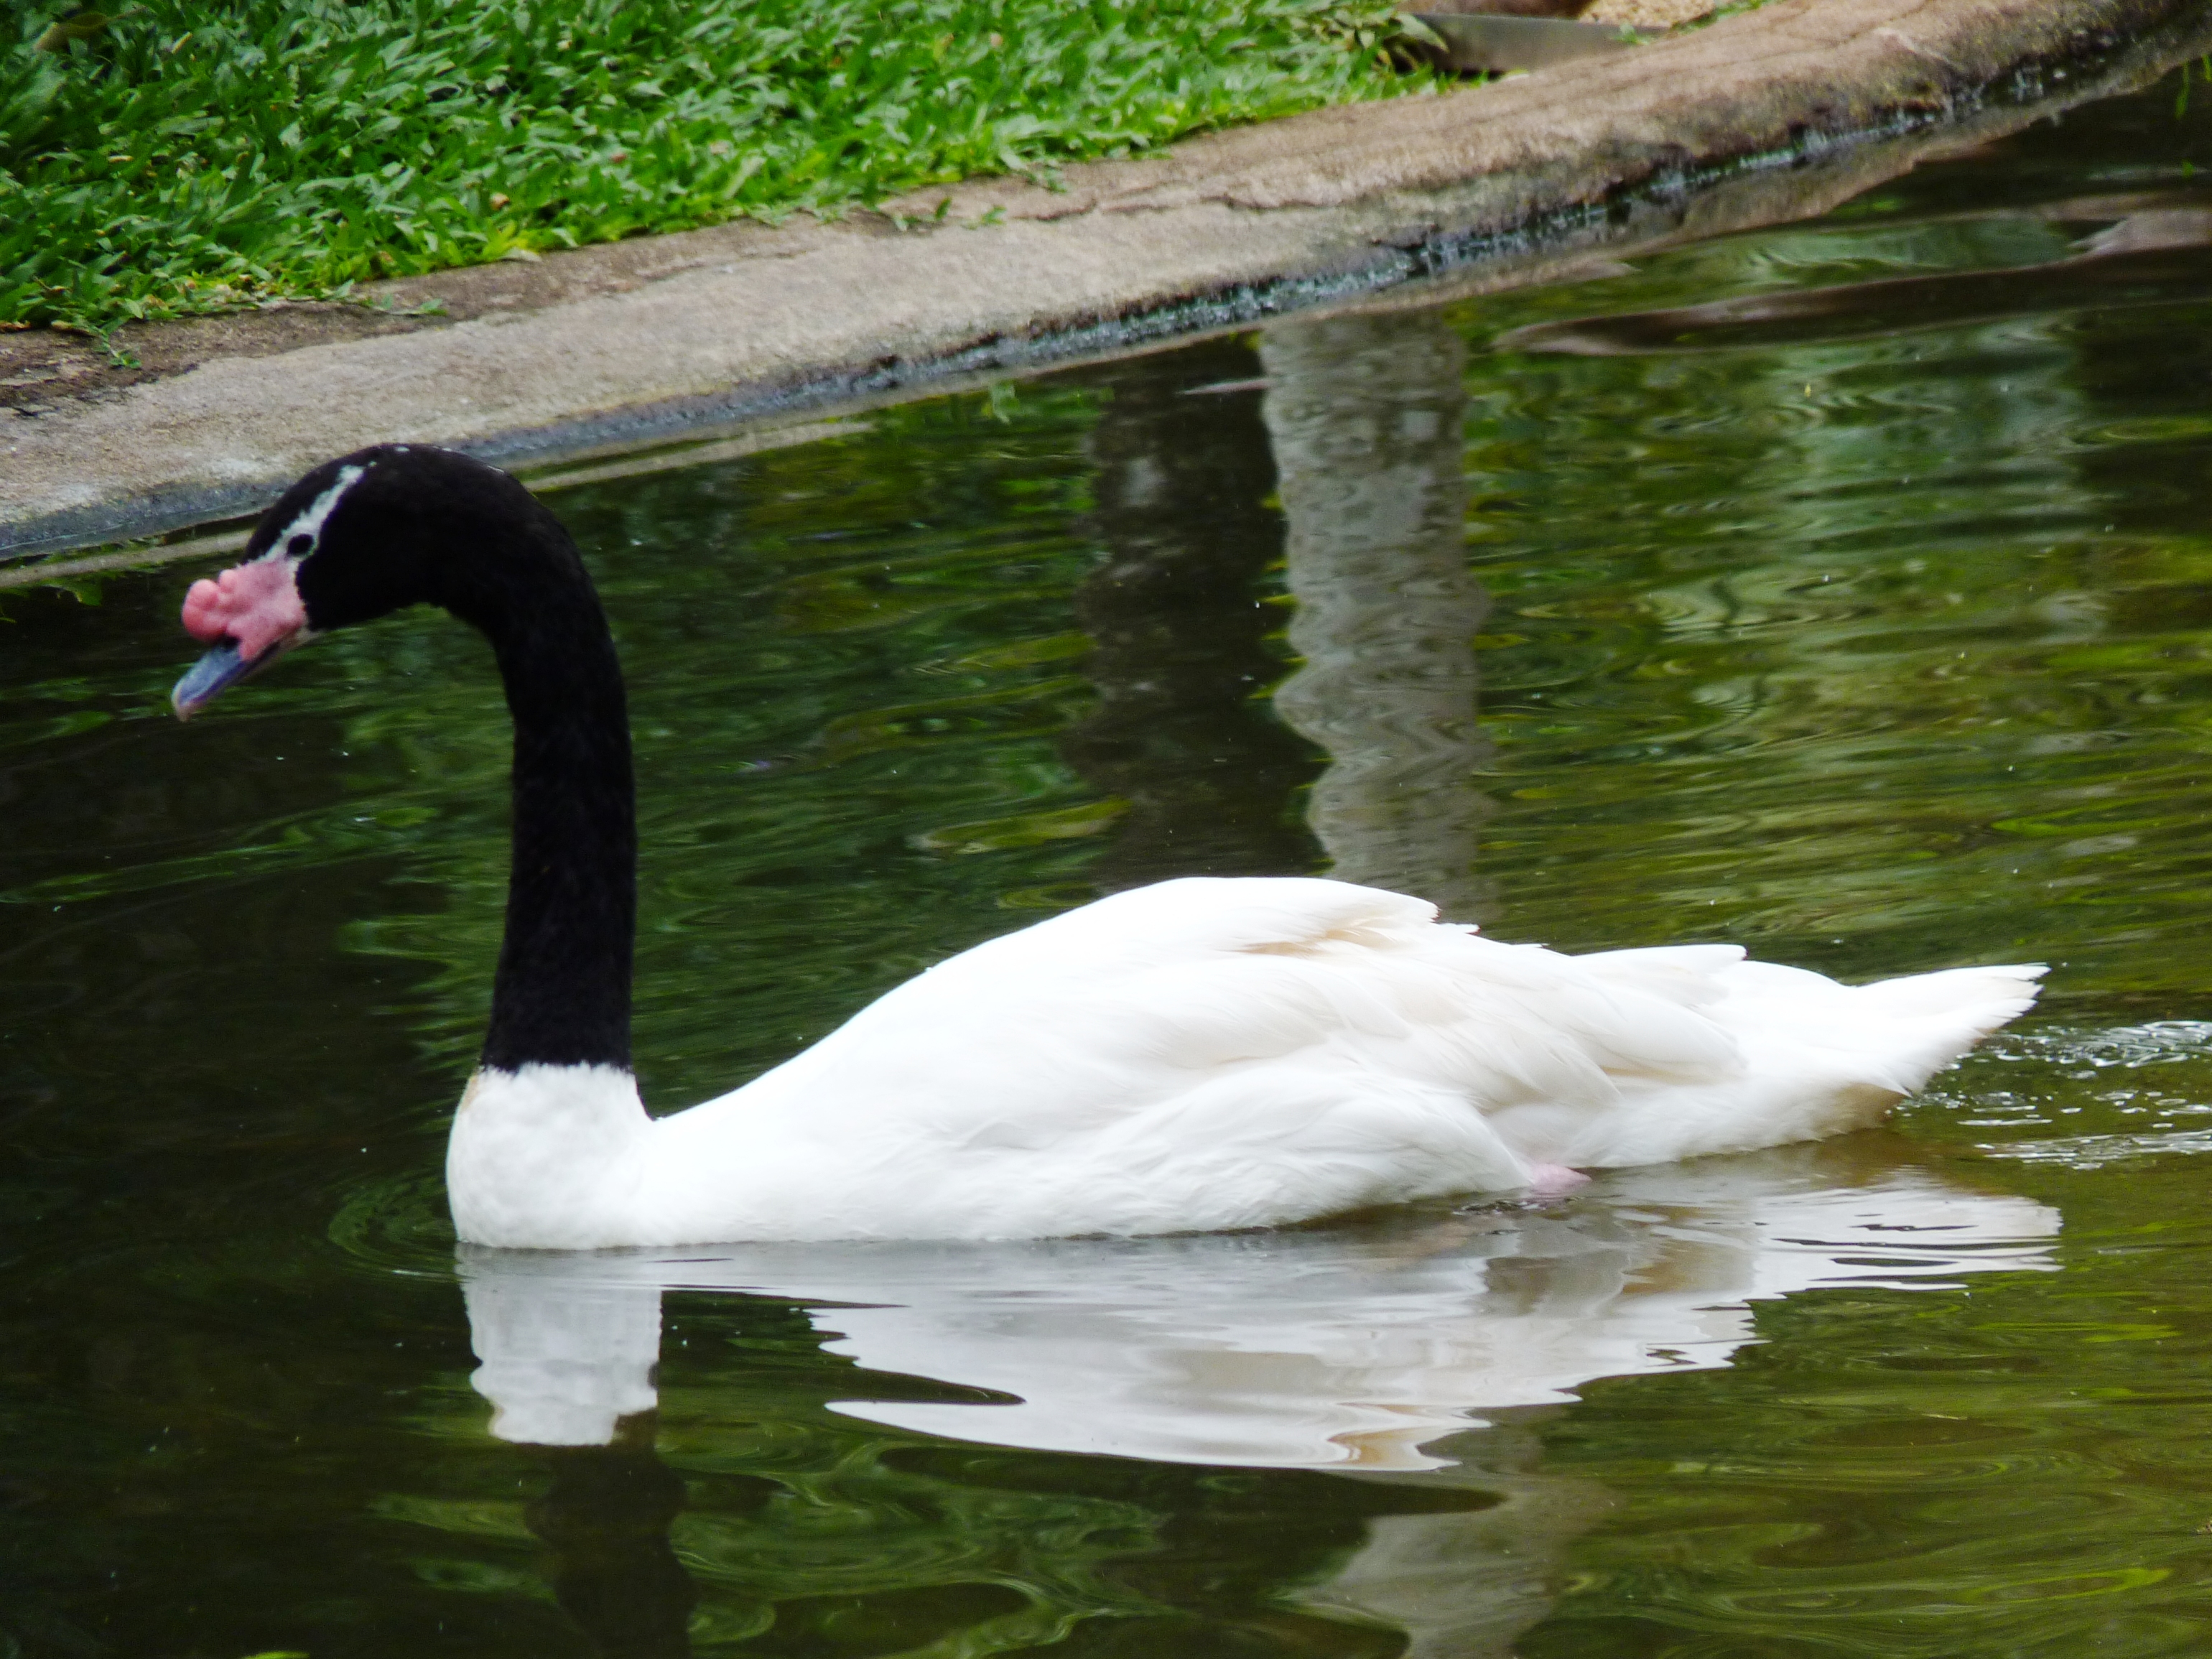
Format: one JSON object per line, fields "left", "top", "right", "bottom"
{"left": 2, "top": 0, "right": 1418, "bottom": 337}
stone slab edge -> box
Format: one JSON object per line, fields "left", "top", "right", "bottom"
{"left": 2, "top": 0, "right": 2205, "bottom": 556}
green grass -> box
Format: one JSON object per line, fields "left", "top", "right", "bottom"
{"left": 1, "top": 0, "right": 1420, "bottom": 335}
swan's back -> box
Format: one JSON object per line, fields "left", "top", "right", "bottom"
{"left": 630, "top": 879, "right": 2041, "bottom": 1242}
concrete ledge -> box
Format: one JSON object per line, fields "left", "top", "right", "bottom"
{"left": 3, "top": 0, "right": 2206, "bottom": 556}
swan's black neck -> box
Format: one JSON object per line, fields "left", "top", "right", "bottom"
{"left": 478, "top": 571, "right": 636, "bottom": 1073}
{"left": 283, "top": 447, "right": 638, "bottom": 1073}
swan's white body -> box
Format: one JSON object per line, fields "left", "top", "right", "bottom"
{"left": 447, "top": 876, "right": 2043, "bottom": 1247}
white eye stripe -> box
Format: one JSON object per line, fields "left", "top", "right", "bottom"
{"left": 254, "top": 463, "right": 367, "bottom": 564}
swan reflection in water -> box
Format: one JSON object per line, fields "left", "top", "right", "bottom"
{"left": 463, "top": 1148, "right": 2055, "bottom": 1465}
{"left": 464, "top": 1145, "right": 2057, "bottom": 1655}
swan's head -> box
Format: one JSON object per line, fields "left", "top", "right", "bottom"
{"left": 172, "top": 445, "right": 564, "bottom": 717}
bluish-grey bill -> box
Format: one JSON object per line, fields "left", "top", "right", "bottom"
{"left": 172, "top": 641, "right": 262, "bottom": 719}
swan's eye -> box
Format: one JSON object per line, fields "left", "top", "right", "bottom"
{"left": 288, "top": 533, "right": 313, "bottom": 557}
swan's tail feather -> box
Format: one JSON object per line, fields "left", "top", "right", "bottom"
{"left": 1852, "top": 962, "right": 2046, "bottom": 1095}
{"left": 1858, "top": 961, "right": 2048, "bottom": 1021}
{"left": 1563, "top": 957, "right": 2049, "bottom": 1169}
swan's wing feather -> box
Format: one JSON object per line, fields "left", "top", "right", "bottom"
{"left": 1568, "top": 944, "right": 1747, "bottom": 1008}
{"left": 786, "top": 880, "right": 1751, "bottom": 1120}
{"left": 918, "top": 874, "right": 1443, "bottom": 980}
{"left": 641, "top": 880, "right": 2043, "bottom": 1239}
{"left": 667, "top": 880, "right": 1775, "bottom": 1233}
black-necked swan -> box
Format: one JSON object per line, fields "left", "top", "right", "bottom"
{"left": 170, "top": 445, "right": 2045, "bottom": 1248}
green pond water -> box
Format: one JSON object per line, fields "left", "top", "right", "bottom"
{"left": 16, "top": 65, "right": 2212, "bottom": 1659}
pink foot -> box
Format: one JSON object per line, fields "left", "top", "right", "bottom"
{"left": 1524, "top": 1161, "right": 1591, "bottom": 1197}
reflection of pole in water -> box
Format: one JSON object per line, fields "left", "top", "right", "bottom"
{"left": 1260, "top": 310, "right": 1491, "bottom": 919}
{"left": 1306, "top": 1412, "right": 1613, "bottom": 1659}
{"left": 465, "top": 1270, "right": 700, "bottom": 1658}
{"left": 1061, "top": 339, "right": 1319, "bottom": 888}
{"left": 525, "top": 1419, "right": 697, "bottom": 1659}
